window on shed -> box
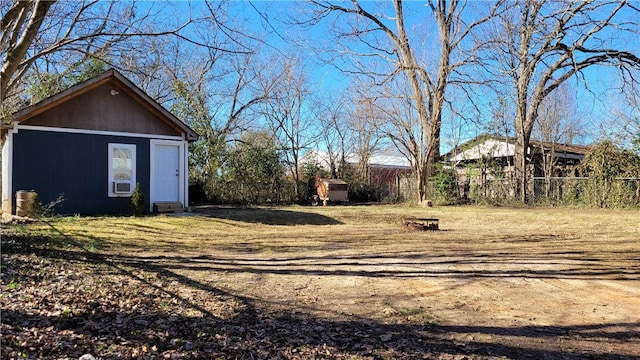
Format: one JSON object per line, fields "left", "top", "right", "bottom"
{"left": 108, "top": 143, "right": 136, "bottom": 197}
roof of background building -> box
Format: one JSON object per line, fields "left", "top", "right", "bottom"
{"left": 305, "top": 150, "right": 412, "bottom": 170}
{"left": 444, "top": 134, "right": 591, "bottom": 162}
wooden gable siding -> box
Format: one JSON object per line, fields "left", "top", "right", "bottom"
{"left": 20, "top": 81, "right": 180, "bottom": 136}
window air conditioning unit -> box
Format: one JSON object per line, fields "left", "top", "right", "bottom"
{"left": 113, "top": 181, "right": 131, "bottom": 194}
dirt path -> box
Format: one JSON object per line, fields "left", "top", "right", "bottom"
{"left": 214, "top": 258, "right": 640, "bottom": 353}
{"left": 2, "top": 206, "right": 639, "bottom": 359}
{"left": 176, "top": 207, "right": 640, "bottom": 358}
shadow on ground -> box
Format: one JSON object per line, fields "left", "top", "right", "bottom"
{"left": 2, "top": 225, "right": 639, "bottom": 359}
{"left": 192, "top": 205, "right": 343, "bottom": 225}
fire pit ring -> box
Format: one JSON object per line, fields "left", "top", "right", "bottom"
{"left": 402, "top": 217, "right": 439, "bottom": 231}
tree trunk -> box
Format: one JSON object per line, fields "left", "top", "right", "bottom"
{"left": 1, "top": 0, "right": 55, "bottom": 102}
{"left": 416, "top": 164, "right": 426, "bottom": 203}
{"left": 514, "top": 111, "right": 532, "bottom": 203}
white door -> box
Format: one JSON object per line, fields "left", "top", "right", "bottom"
{"left": 153, "top": 143, "right": 180, "bottom": 202}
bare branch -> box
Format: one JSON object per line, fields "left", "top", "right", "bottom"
{"left": 1, "top": 0, "right": 54, "bottom": 102}
{"left": 484, "top": 0, "right": 640, "bottom": 202}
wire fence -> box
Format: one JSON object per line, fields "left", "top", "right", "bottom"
{"left": 399, "top": 176, "right": 640, "bottom": 208}
{"left": 488, "top": 177, "right": 640, "bottom": 207}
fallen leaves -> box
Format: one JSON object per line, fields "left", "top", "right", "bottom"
{"left": 1, "top": 244, "right": 468, "bottom": 359}
{"left": 3, "top": 243, "right": 442, "bottom": 359}
{"left": 3, "top": 212, "right": 639, "bottom": 360}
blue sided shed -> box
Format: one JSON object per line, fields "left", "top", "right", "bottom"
{"left": 1, "top": 70, "right": 199, "bottom": 215}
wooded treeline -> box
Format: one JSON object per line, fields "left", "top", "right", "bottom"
{"left": 2, "top": 0, "right": 639, "bottom": 206}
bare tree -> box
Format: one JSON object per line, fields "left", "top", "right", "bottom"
{"left": 370, "top": 79, "right": 418, "bottom": 177}
{"left": 350, "top": 95, "right": 384, "bottom": 182}
{"left": 533, "top": 82, "right": 584, "bottom": 196}
{"left": 1, "top": 0, "right": 251, "bottom": 108}
{"left": 261, "top": 58, "right": 319, "bottom": 201}
{"left": 624, "top": 88, "right": 640, "bottom": 153}
{"left": 484, "top": 0, "right": 640, "bottom": 202}
{"left": 168, "top": 40, "right": 278, "bottom": 198}
{"left": 607, "top": 81, "right": 640, "bottom": 153}
{"left": 315, "top": 92, "right": 353, "bottom": 179}
{"left": 534, "top": 83, "right": 582, "bottom": 144}
{"left": 300, "top": 0, "right": 501, "bottom": 202}
{"left": 1, "top": 0, "right": 53, "bottom": 104}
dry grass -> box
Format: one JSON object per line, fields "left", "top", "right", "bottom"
{"left": 2, "top": 205, "right": 639, "bottom": 359}
{"left": 25, "top": 204, "right": 639, "bottom": 250}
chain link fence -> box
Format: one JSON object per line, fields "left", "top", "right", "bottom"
{"left": 470, "top": 177, "right": 640, "bottom": 207}
{"left": 398, "top": 175, "right": 640, "bottom": 207}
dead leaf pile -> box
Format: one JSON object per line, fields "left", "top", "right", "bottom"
{"left": 0, "top": 233, "right": 478, "bottom": 360}
{"left": 3, "top": 228, "right": 623, "bottom": 360}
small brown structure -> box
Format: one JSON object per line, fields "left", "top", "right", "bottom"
{"left": 153, "top": 201, "right": 185, "bottom": 213}
{"left": 310, "top": 177, "right": 348, "bottom": 205}
{"left": 402, "top": 217, "right": 439, "bottom": 231}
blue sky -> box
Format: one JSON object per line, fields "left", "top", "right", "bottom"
{"left": 180, "top": 1, "right": 639, "bottom": 151}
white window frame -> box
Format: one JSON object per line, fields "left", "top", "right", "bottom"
{"left": 108, "top": 143, "right": 136, "bottom": 197}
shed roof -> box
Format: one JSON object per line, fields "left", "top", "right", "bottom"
{"left": 320, "top": 178, "right": 348, "bottom": 185}
{"left": 8, "top": 69, "right": 199, "bottom": 141}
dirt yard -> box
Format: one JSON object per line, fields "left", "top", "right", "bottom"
{"left": 1, "top": 205, "right": 639, "bottom": 359}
